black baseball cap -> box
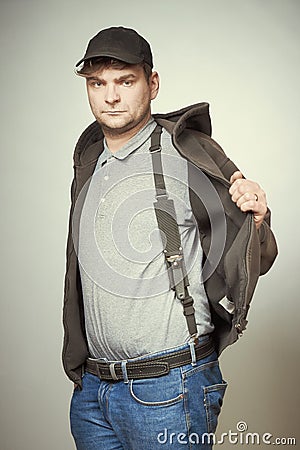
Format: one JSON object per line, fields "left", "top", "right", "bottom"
{"left": 76, "top": 26, "right": 153, "bottom": 69}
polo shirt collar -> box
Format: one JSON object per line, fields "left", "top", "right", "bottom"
{"left": 103, "top": 117, "right": 157, "bottom": 160}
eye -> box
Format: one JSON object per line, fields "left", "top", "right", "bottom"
{"left": 122, "top": 80, "right": 133, "bottom": 87}
{"left": 87, "top": 80, "right": 102, "bottom": 88}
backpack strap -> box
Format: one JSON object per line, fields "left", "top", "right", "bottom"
{"left": 149, "top": 125, "right": 198, "bottom": 340}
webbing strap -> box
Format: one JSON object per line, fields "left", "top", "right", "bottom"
{"left": 149, "top": 124, "right": 198, "bottom": 339}
{"left": 149, "top": 125, "right": 166, "bottom": 195}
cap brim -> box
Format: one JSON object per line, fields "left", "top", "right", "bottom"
{"left": 75, "top": 51, "right": 142, "bottom": 67}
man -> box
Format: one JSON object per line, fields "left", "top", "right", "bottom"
{"left": 63, "top": 27, "right": 277, "bottom": 449}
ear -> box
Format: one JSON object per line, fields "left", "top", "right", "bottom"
{"left": 149, "top": 71, "right": 160, "bottom": 100}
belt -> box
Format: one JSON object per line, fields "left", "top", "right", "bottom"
{"left": 85, "top": 336, "right": 215, "bottom": 381}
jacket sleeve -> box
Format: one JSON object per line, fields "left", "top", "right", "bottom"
{"left": 256, "top": 208, "right": 278, "bottom": 275}
{"left": 201, "top": 137, "right": 278, "bottom": 276}
{"left": 62, "top": 174, "right": 89, "bottom": 385}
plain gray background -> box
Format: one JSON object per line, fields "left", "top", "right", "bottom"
{"left": 0, "top": 0, "right": 299, "bottom": 449}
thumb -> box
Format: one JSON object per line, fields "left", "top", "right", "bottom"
{"left": 230, "top": 170, "right": 244, "bottom": 184}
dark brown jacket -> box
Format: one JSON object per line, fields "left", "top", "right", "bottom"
{"left": 62, "top": 103, "right": 278, "bottom": 386}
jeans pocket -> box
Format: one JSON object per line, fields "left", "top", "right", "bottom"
{"left": 129, "top": 371, "right": 184, "bottom": 407}
{"left": 203, "top": 381, "right": 227, "bottom": 433}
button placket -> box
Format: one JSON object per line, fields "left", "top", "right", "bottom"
{"left": 97, "top": 156, "right": 114, "bottom": 218}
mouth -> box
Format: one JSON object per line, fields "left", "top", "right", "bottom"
{"left": 103, "top": 111, "right": 126, "bottom": 114}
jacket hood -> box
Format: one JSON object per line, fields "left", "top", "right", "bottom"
{"left": 154, "top": 102, "right": 212, "bottom": 137}
{"left": 73, "top": 103, "right": 212, "bottom": 166}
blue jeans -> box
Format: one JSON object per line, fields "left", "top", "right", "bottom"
{"left": 70, "top": 336, "right": 227, "bottom": 449}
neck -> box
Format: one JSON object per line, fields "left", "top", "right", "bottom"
{"left": 103, "top": 114, "right": 151, "bottom": 153}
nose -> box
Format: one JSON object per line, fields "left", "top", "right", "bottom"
{"left": 104, "top": 84, "right": 120, "bottom": 105}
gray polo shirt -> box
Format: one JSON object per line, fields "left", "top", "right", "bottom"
{"left": 78, "top": 118, "right": 214, "bottom": 361}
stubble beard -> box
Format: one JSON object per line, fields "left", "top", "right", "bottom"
{"left": 98, "top": 114, "right": 137, "bottom": 137}
{"left": 95, "top": 103, "right": 151, "bottom": 138}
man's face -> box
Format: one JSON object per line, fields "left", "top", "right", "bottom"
{"left": 85, "top": 65, "right": 159, "bottom": 136}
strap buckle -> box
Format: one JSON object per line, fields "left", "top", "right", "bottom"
{"left": 155, "top": 192, "right": 168, "bottom": 201}
{"left": 149, "top": 143, "right": 162, "bottom": 153}
{"left": 166, "top": 252, "right": 183, "bottom": 263}
{"left": 166, "top": 251, "right": 187, "bottom": 299}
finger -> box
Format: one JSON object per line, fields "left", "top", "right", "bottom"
{"left": 253, "top": 213, "right": 265, "bottom": 229}
{"left": 236, "top": 195, "right": 267, "bottom": 222}
{"left": 229, "top": 178, "right": 248, "bottom": 198}
{"left": 238, "top": 198, "right": 261, "bottom": 213}
{"left": 229, "top": 170, "right": 243, "bottom": 184}
{"left": 235, "top": 192, "right": 260, "bottom": 209}
{"left": 229, "top": 179, "right": 260, "bottom": 200}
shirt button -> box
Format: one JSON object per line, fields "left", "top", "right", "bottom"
{"left": 100, "top": 198, "right": 106, "bottom": 203}
{"left": 104, "top": 175, "right": 109, "bottom": 181}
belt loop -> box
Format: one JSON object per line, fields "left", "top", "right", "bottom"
{"left": 121, "top": 361, "right": 129, "bottom": 384}
{"left": 109, "top": 363, "right": 118, "bottom": 381}
{"left": 189, "top": 340, "right": 197, "bottom": 366}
